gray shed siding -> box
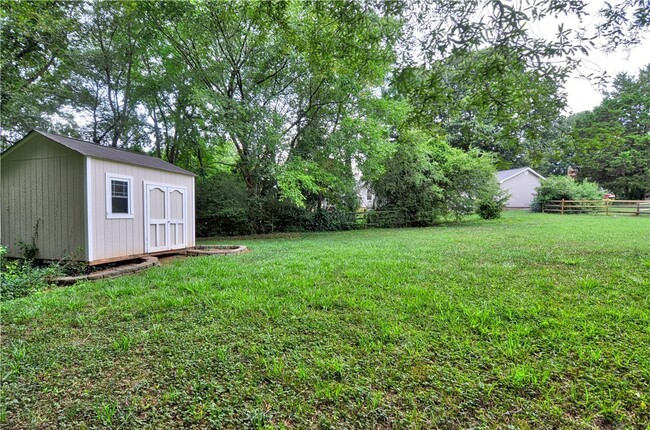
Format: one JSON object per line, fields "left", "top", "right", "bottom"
{"left": 501, "top": 171, "right": 542, "bottom": 208}
{"left": 1, "top": 135, "right": 86, "bottom": 260}
{"left": 88, "top": 157, "right": 195, "bottom": 262}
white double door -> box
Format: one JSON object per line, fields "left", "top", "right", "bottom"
{"left": 144, "top": 183, "right": 187, "bottom": 252}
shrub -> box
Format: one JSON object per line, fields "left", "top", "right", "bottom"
{"left": 371, "top": 129, "right": 502, "bottom": 222}
{"left": 532, "top": 176, "right": 603, "bottom": 212}
{"left": 196, "top": 171, "right": 357, "bottom": 236}
{"left": 477, "top": 200, "right": 500, "bottom": 219}
{"left": 477, "top": 189, "right": 509, "bottom": 219}
{"left": 195, "top": 173, "right": 252, "bottom": 236}
{"left": 442, "top": 147, "right": 502, "bottom": 220}
{"left": 307, "top": 209, "right": 357, "bottom": 231}
{"left": 0, "top": 246, "right": 60, "bottom": 301}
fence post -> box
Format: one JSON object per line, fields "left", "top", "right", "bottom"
{"left": 605, "top": 199, "right": 609, "bottom": 216}
{"left": 637, "top": 202, "right": 641, "bottom": 216}
{"left": 561, "top": 199, "right": 565, "bottom": 215}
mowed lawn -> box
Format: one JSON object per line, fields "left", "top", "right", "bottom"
{"left": 1, "top": 212, "right": 649, "bottom": 429}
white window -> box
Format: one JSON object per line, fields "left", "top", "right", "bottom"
{"left": 106, "top": 173, "right": 134, "bottom": 218}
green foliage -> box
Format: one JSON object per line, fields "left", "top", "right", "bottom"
{"left": 196, "top": 173, "right": 252, "bottom": 236}
{"left": 372, "top": 129, "right": 501, "bottom": 222}
{"left": 142, "top": 0, "right": 401, "bottom": 204}
{"left": 477, "top": 190, "right": 509, "bottom": 220}
{"left": 569, "top": 65, "right": 650, "bottom": 199}
{"left": 391, "top": 51, "right": 564, "bottom": 165}
{"left": 195, "top": 172, "right": 309, "bottom": 236}
{"left": 2, "top": 1, "right": 648, "bottom": 230}
{"left": 477, "top": 200, "right": 504, "bottom": 220}
{"left": 196, "top": 172, "right": 356, "bottom": 236}
{"left": 532, "top": 64, "right": 650, "bottom": 198}
{"left": 94, "top": 401, "right": 118, "bottom": 426}
{"left": 371, "top": 130, "right": 445, "bottom": 223}
{"left": 0, "top": 1, "right": 80, "bottom": 146}
{"left": 16, "top": 240, "right": 38, "bottom": 261}
{"left": 441, "top": 147, "right": 502, "bottom": 219}
{"left": 0, "top": 246, "right": 60, "bottom": 302}
{"left": 532, "top": 176, "right": 604, "bottom": 211}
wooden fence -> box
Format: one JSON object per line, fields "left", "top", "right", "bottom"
{"left": 354, "top": 210, "right": 437, "bottom": 228}
{"left": 542, "top": 199, "right": 650, "bottom": 216}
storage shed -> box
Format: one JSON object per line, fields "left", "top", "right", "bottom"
{"left": 496, "top": 167, "right": 545, "bottom": 208}
{"left": 1, "top": 130, "right": 195, "bottom": 264}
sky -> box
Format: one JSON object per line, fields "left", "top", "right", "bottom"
{"left": 528, "top": 0, "right": 650, "bottom": 114}
{"left": 563, "top": 41, "right": 649, "bottom": 114}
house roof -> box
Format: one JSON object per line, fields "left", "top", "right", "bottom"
{"left": 496, "top": 167, "right": 545, "bottom": 183}
{"left": 3, "top": 130, "right": 195, "bottom": 176}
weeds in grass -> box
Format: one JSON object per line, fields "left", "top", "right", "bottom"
{"left": 112, "top": 334, "right": 134, "bottom": 352}
{"left": 94, "top": 401, "right": 117, "bottom": 426}
{"left": 315, "top": 381, "right": 346, "bottom": 402}
{"left": 1, "top": 212, "right": 649, "bottom": 428}
{"left": 247, "top": 408, "right": 270, "bottom": 429}
{"left": 0, "top": 387, "right": 7, "bottom": 424}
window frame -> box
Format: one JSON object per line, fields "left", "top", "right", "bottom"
{"left": 105, "top": 173, "right": 134, "bottom": 219}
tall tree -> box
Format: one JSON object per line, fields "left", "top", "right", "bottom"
{"left": 570, "top": 65, "right": 650, "bottom": 199}
{"left": 143, "top": 0, "right": 401, "bottom": 202}
{"left": 69, "top": 1, "right": 145, "bottom": 147}
{"left": 0, "top": 0, "right": 79, "bottom": 147}
{"left": 390, "top": 49, "right": 564, "bottom": 166}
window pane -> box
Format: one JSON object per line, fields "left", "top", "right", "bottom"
{"left": 110, "top": 179, "right": 129, "bottom": 214}
{"left": 112, "top": 196, "right": 129, "bottom": 213}
{"left": 111, "top": 180, "right": 128, "bottom": 197}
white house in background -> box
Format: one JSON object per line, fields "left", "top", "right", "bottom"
{"left": 496, "top": 167, "right": 545, "bottom": 208}
{"left": 356, "top": 181, "right": 375, "bottom": 210}
{"left": 353, "top": 166, "right": 375, "bottom": 210}
{"left": 1, "top": 130, "right": 195, "bottom": 264}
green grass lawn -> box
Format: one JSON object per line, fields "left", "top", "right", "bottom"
{"left": 2, "top": 212, "right": 649, "bottom": 429}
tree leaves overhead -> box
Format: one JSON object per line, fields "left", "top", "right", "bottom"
{"left": 390, "top": 48, "right": 565, "bottom": 165}
{"left": 141, "top": 0, "right": 401, "bottom": 197}
{"left": 0, "top": 0, "right": 648, "bottom": 208}
{"left": 598, "top": 0, "right": 650, "bottom": 51}
{"left": 0, "top": 1, "right": 80, "bottom": 137}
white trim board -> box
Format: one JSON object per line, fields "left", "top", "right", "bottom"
{"left": 499, "top": 168, "right": 545, "bottom": 184}
{"left": 85, "top": 157, "right": 94, "bottom": 262}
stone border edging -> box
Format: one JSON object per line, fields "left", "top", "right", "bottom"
{"left": 186, "top": 245, "right": 248, "bottom": 256}
{"left": 52, "top": 256, "right": 159, "bottom": 285}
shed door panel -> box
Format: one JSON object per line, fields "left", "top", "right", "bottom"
{"left": 149, "top": 187, "right": 166, "bottom": 219}
{"left": 168, "top": 188, "right": 186, "bottom": 250}
{"left": 145, "top": 185, "right": 168, "bottom": 252}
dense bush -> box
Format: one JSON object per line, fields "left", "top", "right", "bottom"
{"left": 196, "top": 172, "right": 358, "bottom": 236}
{"left": 476, "top": 189, "right": 509, "bottom": 219}
{"left": 371, "top": 129, "right": 502, "bottom": 223}
{"left": 532, "top": 176, "right": 603, "bottom": 212}
{"left": 195, "top": 130, "right": 505, "bottom": 236}
{"left": 195, "top": 173, "right": 253, "bottom": 236}
{"left": 307, "top": 209, "right": 357, "bottom": 231}
{"left": 0, "top": 246, "right": 60, "bottom": 301}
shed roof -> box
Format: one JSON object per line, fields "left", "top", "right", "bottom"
{"left": 3, "top": 130, "right": 194, "bottom": 176}
{"left": 496, "top": 167, "right": 544, "bottom": 183}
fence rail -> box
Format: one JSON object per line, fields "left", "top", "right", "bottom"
{"left": 542, "top": 199, "right": 650, "bottom": 216}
